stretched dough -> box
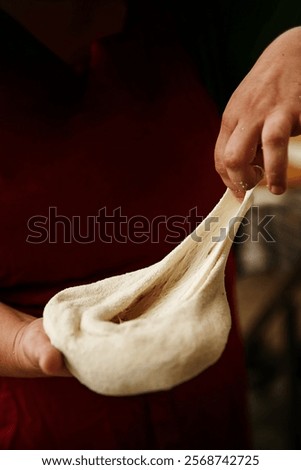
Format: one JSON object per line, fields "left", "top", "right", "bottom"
{"left": 43, "top": 188, "right": 254, "bottom": 396}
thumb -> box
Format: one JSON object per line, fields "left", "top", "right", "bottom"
{"left": 38, "top": 340, "right": 72, "bottom": 377}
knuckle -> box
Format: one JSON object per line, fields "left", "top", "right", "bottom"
{"left": 220, "top": 114, "right": 235, "bottom": 134}
{"left": 262, "top": 133, "right": 287, "bottom": 148}
{"left": 214, "top": 161, "right": 225, "bottom": 175}
{"left": 223, "top": 151, "right": 240, "bottom": 170}
{"left": 262, "top": 116, "right": 291, "bottom": 147}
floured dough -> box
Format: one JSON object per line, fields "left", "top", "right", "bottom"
{"left": 43, "top": 188, "right": 254, "bottom": 396}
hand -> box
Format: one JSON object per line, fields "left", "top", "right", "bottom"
{"left": 14, "top": 317, "right": 72, "bottom": 378}
{"left": 215, "top": 27, "right": 301, "bottom": 198}
{"left": 0, "top": 302, "right": 71, "bottom": 378}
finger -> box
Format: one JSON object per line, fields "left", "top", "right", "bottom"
{"left": 38, "top": 342, "right": 72, "bottom": 377}
{"left": 215, "top": 124, "right": 264, "bottom": 200}
{"left": 214, "top": 124, "right": 245, "bottom": 198}
{"left": 261, "top": 112, "right": 291, "bottom": 194}
{"left": 222, "top": 124, "right": 264, "bottom": 190}
{"left": 21, "top": 319, "right": 72, "bottom": 377}
{"left": 36, "top": 325, "right": 72, "bottom": 376}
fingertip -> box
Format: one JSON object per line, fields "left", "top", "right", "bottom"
{"left": 266, "top": 173, "right": 286, "bottom": 195}
{"left": 39, "top": 345, "right": 71, "bottom": 377}
{"left": 268, "top": 184, "right": 286, "bottom": 195}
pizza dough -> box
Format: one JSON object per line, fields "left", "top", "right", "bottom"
{"left": 43, "top": 188, "right": 254, "bottom": 396}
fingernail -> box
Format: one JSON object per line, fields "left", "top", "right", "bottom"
{"left": 270, "top": 185, "right": 285, "bottom": 195}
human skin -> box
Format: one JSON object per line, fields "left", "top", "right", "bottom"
{"left": 215, "top": 27, "right": 301, "bottom": 199}
{"left": 0, "top": 303, "right": 70, "bottom": 377}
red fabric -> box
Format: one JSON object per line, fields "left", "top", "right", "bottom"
{"left": 0, "top": 20, "right": 251, "bottom": 449}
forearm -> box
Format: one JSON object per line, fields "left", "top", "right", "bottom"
{"left": 0, "top": 302, "right": 36, "bottom": 376}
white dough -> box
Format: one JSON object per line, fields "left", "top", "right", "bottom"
{"left": 43, "top": 188, "right": 254, "bottom": 396}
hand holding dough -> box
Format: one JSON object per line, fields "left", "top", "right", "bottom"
{"left": 43, "top": 188, "right": 254, "bottom": 396}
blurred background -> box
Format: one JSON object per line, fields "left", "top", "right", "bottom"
{"left": 235, "top": 136, "right": 301, "bottom": 449}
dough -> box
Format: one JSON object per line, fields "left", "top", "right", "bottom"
{"left": 43, "top": 188, "right": 254, "bottom": 396}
